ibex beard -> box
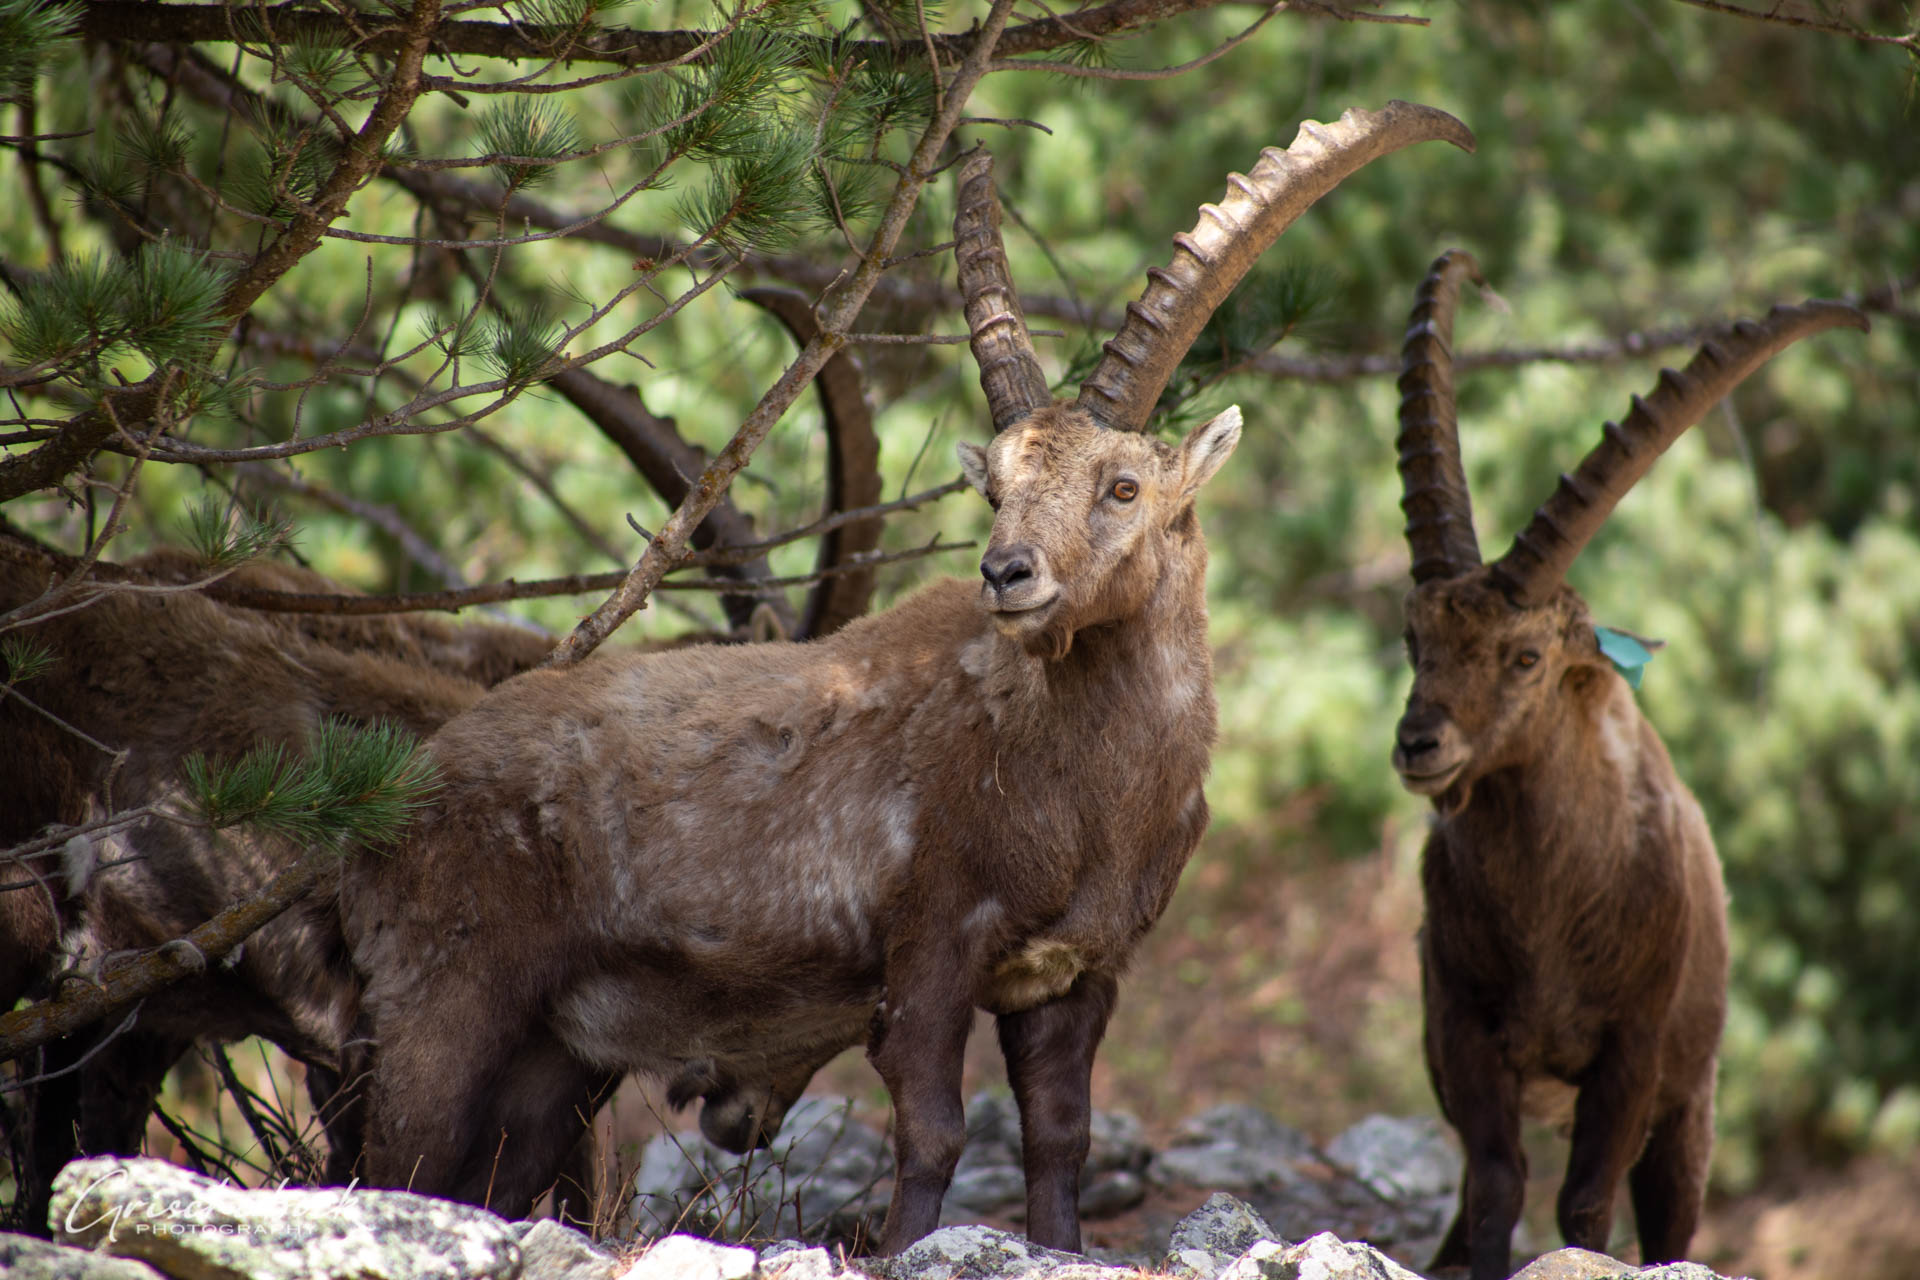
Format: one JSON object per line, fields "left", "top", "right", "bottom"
{"left": 339, "top": 405, "right": 1241, "bottom": 1254}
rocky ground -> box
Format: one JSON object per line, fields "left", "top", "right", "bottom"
{"left": 6, "top": 1093, "right": 1760, "bottom": 1280}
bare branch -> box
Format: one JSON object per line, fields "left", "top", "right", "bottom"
{"left": 1674, "top": 0, "right": 1919, "bottom": 52}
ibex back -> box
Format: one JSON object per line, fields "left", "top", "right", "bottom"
{"left": 341, "top": 101, "right": 1477, "bottom": 1252}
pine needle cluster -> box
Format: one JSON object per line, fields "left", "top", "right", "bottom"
{"left": 0, "top": 246, "right": 228, "bottom": 385}
{"left": 0, "top": 0, "right": 80, "bottom": 97}
{"left": 1, "top": 635, "right": 58, "bottom": 688}
{"left": 180, "top": 496, "right": 293, "bottom": 569}
{"left": 183, "top": 719, "right": 442, "bottom": 851}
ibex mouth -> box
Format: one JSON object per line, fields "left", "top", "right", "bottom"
{"left": 1394, "top": 756, "right": 1467, "bottom": 796}
{"left": 988, "top": 590, "right": 1059, "bottom": 616}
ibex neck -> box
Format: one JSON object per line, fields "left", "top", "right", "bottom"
{"left": 980, "top": 553, "right": 1214, "bottom": 746}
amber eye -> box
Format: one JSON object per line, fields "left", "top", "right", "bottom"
{"left": 1111, "top": 479, "right": 1138, "bottom": 502}
{"left": 1516, "top": 650, "right": 1540, "bottom": 669}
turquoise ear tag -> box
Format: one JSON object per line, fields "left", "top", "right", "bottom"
{"left": 1595, "top": 625, "right": 1656, "bottom": 690}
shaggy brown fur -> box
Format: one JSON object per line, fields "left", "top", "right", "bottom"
{"left": 0, "top": 539, "right": 544, "bottom": 1228}
{"left": 339, "top": 405, "right": 1241, "bottom": 1253}
{"left": 1394, "top": 573, "right": 1728, "bottom": 1280}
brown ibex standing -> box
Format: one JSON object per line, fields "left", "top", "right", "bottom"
{"left": 1389, "top": 251, "right": 1866, "bottom": 1279}
{"left": 338, "top": 101, "right": 1473, "bottom": 1251}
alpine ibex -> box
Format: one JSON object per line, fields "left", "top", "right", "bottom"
{"left": 1389, "top": 251, "right": 1866, "bottom": 1279}
{"left": 0, "top": 537, "right": 536, "bottom": 1229}
{"left": 338, "top": 101, "right": 1474, "bottom": 1252}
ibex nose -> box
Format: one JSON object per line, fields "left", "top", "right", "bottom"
{"left": 1396, "top": 726, "right": 1441, "bottom": 760}
{"left": 980, "top": 545, "right": 1036, "bottom": 592}
{"left": 1395, "top": 708, "right": 1445, "bottom": 761}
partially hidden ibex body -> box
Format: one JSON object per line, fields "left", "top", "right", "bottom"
{"left": 0, "top": 540, "right": 540, "bottom": 1228}
{"left": 338, "top": 102, "right": 1474, "bottom": 1252}
{"left": 1388, "top": 252, "right": 1865, "bottom": 1279}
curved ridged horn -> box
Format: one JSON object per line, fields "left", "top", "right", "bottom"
{"left": 1074, "top": 101, "right": 1476, "bottom": 434}
{"left": 1398, "top": 249, "right": 1485, "bottom": 584}
{"left": 1489, "top": 300, "right": 1869, "bottom": 606}
{"left": 954, "top": 149, "right": 1053, "bottom": 432}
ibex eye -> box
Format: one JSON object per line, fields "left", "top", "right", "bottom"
{"left": 1516, "top": 650, "right": 1540, "bottom": 669}
{"left": 1111, "top": 479, "right": 1138, "bottom": 502}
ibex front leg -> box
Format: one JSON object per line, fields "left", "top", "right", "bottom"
{"left": 868, "top": 938, "right": 976, "bottom": 1254}
{"left": 996, "top": 971, "right": 1118, "bottom": 1253}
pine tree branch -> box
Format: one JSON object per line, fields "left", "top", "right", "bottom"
{"left": 215, "top": 0, "right": 442, "bottom": 324}
{"left": 79, "top": 0, "right": 1300, "bottom": 70}
{"left": 0, "top": 382, "right": 164, "bottom": 505}
{"left": 546, "top": 366, "right": 796, "bottom": 634}
{"left": 542, "top": 0, "right": 1024, "bottom": 664}
{"left": 196, "top": 537, "right": 970, "bottom": 615}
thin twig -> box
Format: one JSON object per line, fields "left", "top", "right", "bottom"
{"left": 1674, "top": 0, "right": 1920, "bottom": 51}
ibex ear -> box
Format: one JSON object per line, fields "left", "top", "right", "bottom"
{"left": 1177, "top": 405, "right": 1243, "bottom": 498}
{"left": 956, "top": 441, "right": 991, "bottom": 498}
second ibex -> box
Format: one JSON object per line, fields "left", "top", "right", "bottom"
{"left": 338, "top": 102, "right": 1472, "bottom": 1251}
{"left": 1390, "top": 251, "right": 1865, "bottom": 1279}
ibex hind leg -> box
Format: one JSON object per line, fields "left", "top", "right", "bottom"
{"left": 447, "top": 1031, "right": 619, "bottom": 1220}
{"left": 1627, "top": 1090, "right": 1713, "bottom": 1264}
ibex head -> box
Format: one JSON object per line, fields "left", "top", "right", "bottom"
{"left": 948, "top": 104, "right": 1474, "bottom": 660}
{"left": 1389, "top": 250, "right": 1867, "bottom": 801}
{"left": 957, "top": 406, "right": 1240, "bottom": 658}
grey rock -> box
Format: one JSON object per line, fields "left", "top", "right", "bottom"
{"left": 1639, "top": 1266, "right": 1741, "bottom": 1280}
{"left": 956, "top": 1094, "right": 1022, "bottom": 1171}
{"left": 1085, "top": 1109, "right": 1151, "bottom": 1176}
{"left": 943, "top": 1094, "right": 1149, "bottom": 1220}
{"left": 1324, "top": 1116, "right": 1460, "bottom": 1203}
{"left": 628, "top": 1098, "right": 890, "bottom": 1242}
{"left": 855, "top": 1224, "right": 1130, "bottom": 1280}
{"left": 511, "top": 1219, "right": 618, "bottom": 1280}
{"left": 1163, "top": 1192, "right": 1285, "bottom": 1280}
{"left": 1172, "top": 1105, "right": 1318, "bottom": 1161}
{"left": 1150, "top": 1105, "right": 1320, "bottom": 1196}
{"left": 616, "top": 1234, "right": 756, "bottom": 1280}
{"left": 1510, "top": 1248, "right": 1637, "bottom": 1280}
{"left": 1074, "top": 1169, "right": 1145, "bottom": 1218}
{"left": 945, "top": 1163, "right": 1028, "bottom": 1213}
{"left": 0, "top": 1233, "right": 169, "bottom": 1280}
{"left": 759, "top": 1242, "right": 843, "bottom": 1279}
{"left": 1229, "top": 1231, "right": 1424, "bottom": 1280}
{"left": 50, "top": 1156, "right": 520, "bottom": 1280}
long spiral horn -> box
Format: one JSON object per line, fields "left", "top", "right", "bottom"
{"left": 1489, "top": 300, "right": 1868, "bottom": 605}
{"left": 1075, "top": 101, "right": 1475, "bottom": 433}
{"left": 1397, "top": 249, "right": 1485, "bottom": 583}
{"left": 954, "top": 149, "right": 1053, "bottom": 432}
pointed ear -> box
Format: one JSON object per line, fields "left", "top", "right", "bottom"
{"left": 956, "top": 441, "right": 991, "bottom": 498}
{"left": 1177, "top": 406, "right": 1242, "bottom": 498}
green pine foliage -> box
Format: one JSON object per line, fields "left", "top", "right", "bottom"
{"left": 476, "top": 98, "right": 584, "bottom": 192}
{"left": 183, "top": 719, "right": 442, "bottom": 850}
{"left": 180, "top": 496, "right": 292, "bottom": 569}
{"left": 0, "top": 247, "right": 228, "bottom": 385}
{"left": 0, "top": 0, "right": 80, "bottom": 97}
{"left": 482, "top": 304, "right": 566, "bottom": 386}
{"left": 1, "top": 635, "right": 58, "bottom": 688}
